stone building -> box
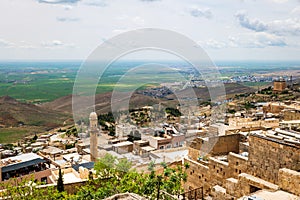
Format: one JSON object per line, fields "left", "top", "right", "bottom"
{"left": 228, "top": 117, "right": 279, "bottom": 130}
{"left": 283, "top": 109, "right": 300, "bottom": 121}
{"left": 0, "top": 153, "right": 52, "bottom": 185}
{"left": 184, "top": 131, "right": 300, "bottom": 199}
{"left": 273, "top": 80, "right": 287, "bottom": 92}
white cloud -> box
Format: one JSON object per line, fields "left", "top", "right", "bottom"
{"left": 269, "top": 18, "right": 300, "bottom": 36}
{"left": 18, "top": 41, "right": 37, "bottom": 49}
{"left": 83, "top": 0, "right": 107, "bottom": 7}
{"left": 0, "top": 0, "right": 299, "bottom": 60}
{"left": 112, "top": 29, "right": 129, "bottom": 35}
{"left": 140, "top": 0, "right": 160, "bottom": 2}
{"left": 291, "top": 6, "right": 300, "bottom": 15}
{"left": 199, "top": 39, "right": 227, "bottom": 49}
{"left": 235, "top": 10, "right": 300, "bottom": 36}
{"left": 235, "top": 11, "right": 267, "bottom": 32}
{"left": 189, "top": 7, "right": 213, "bottom": 19}
{"left": 0, "top": 39, "right": 13, "bottom": 47}
{"left": 56, "top": 17, "right": 80, "bottom": 22}
{"left": 271, "top": 0, "right": 289, "bottom": 3}
{"left": 37, "top": 0, "right": 80, "bottom": 4}
{"left": 41, "top": 40, "right": 75, "bottom": 48}
{"left": 132, "top": 16, "right": 145, "bottom": 26}
{"left": 229, "top": 32, "right": 287, "bottom": 48}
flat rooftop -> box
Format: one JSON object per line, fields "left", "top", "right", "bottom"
{"left": 112, "top": 141, "right": 133, "bottom": 147}
{"left": 151, "top": 148, "right": 188, "bottom": 162}
{"left": 1, "top": 153, "right": 46, "bottom": 173}
{"left": 239, "top": 190, "right": 300, "bottom": 200}
{"left": 63, "top": 172, "right": 82, "bottom": 184}
{"left": 1, "top": 153, "right": 42, "bottom": 164}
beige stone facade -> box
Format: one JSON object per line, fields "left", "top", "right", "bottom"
{"left": 228, "top": 117, "right": 279, "bottom": 129}
{"left": 184, "top": 133, "right": 300, "bottom": 199}
{"left": 248, "top": 134, "right": 300, "bottom": 184}
{"left": 273, "top": 80, "right": 287, "bottom": 92}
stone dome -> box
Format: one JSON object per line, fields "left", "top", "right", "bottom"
{"left": 89, "top": 112, "right": 98, "bottom": 120}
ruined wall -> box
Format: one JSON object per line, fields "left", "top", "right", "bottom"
{"left": 211, "top": 134, "right": 240, "bottom": 155}
{"left": 189, "top": 134, "right": 241, "bottom": 156}
{"left": 208, "top": 158, "right": 231, "bottom": 187}
{"left": 278, "top": 168, "right": 300, "bottom": 196}
{"left": 228, "top": 117, "right": 279, "bottom": 129}
{"left": 184, "top": 158, "right": 211, "bottom": 195}
{"left": 228, "top": 152, "right": 248, "bottom": 178}
{"left": 248, "top": 134, "right": 300, "bottom": 184}
{"left": 188, "top": 147, "right": 200, "bottom": 161}
{"left": 284, "top": 109, "right": 300, "bottom": 121}
{"left": 263, "top": 103, "right": 285, "bottom": 114}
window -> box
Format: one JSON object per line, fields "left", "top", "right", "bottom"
{"left": 159, "top": 146, "right": 164, "bottom": 149}
{"left": 236, "top": 162, "right": 239, "bottom": 166}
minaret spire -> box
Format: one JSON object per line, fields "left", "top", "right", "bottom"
{"left": 89, "top": 112, "right": 98, "bottom": 162}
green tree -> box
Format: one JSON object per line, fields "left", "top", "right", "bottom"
{"left": 94, "top": 153, "right": 117, "bottom": 178}
{"left": 116, "top": 158, "right": 132, "bottom": 173}
{"left": 0, "top": 178, "right": 69, "bottom": 200}
{"left": 0, "top": 154, "right": 188, "bottom": 200}
{"left": 57, "top": 168, "right": 64, "bottom": 192}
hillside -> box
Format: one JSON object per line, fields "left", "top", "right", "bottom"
{"left": 0, "top": 96, "right": 70, "bottom": 143}
{"left": 0, "top": 96, "right": 69, "bottom": 128}
{"left": 165, "top": 83, "right": 256, "bottom": 100}
{"left": 42, "top": 83, "right": 256, "bottom": 115}
{"left": 42, "top": 92, "right": 161, "bottom": 114}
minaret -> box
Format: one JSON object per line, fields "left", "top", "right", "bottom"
{"left": 89, "top": 112, "right": 98, "bottom": 162}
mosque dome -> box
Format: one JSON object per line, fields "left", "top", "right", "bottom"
{"left": 89, "top": 112, "right": 98, "bottom": 120}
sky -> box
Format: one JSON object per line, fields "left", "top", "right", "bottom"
{"left": 0, "top": 0, "right": 299, "bottom": 61}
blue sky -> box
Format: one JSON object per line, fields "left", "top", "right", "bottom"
{"left": 0, "top": 0, "right": 299, "bottom": 61}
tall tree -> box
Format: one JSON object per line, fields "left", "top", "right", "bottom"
{"left": 57, "top": 168, "right": 64, "bottom": 192}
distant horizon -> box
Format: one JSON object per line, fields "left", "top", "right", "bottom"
{"left": 0, "top": 59, "right": 300, "bottom": 63}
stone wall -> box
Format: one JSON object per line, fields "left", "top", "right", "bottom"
{"left": 278, "top": 168, "right": 300, "bottom": 196}
{"left": 284, "top": 109, "right": 300, "bottom": 121}
{"left": 184, "top": 158, "right": 210, "bottom": 195}
{"left": 273, "top": 81, "right": 286, "bottom": 92}
{"left": 185, "top": 133, "right": 300, "bottom": 198}
{"left": 248, "top": 134, "right": 300, "bottom": 184}
{"left": 0, "top": 169, "right": 52, "bottom": 188}
{"left": 228, "top": 152, "right": 248, "bottom": 178}
{"left": 188, "top": 147, "right": 200, "bottom": 161}
{"left": 228, "top": 117, "right": 279, "bottom": 129}
{"left": 224, "top": 173, "right": 280, "bottom": 198}
{"left": 189, "top": 134, "right": 241, "bottom": 156}
{"left": 263, "top": 103, "right": 285, "bottom": 114}
{"left": 209, "top": 158, "right": 231, "bottom": 187}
